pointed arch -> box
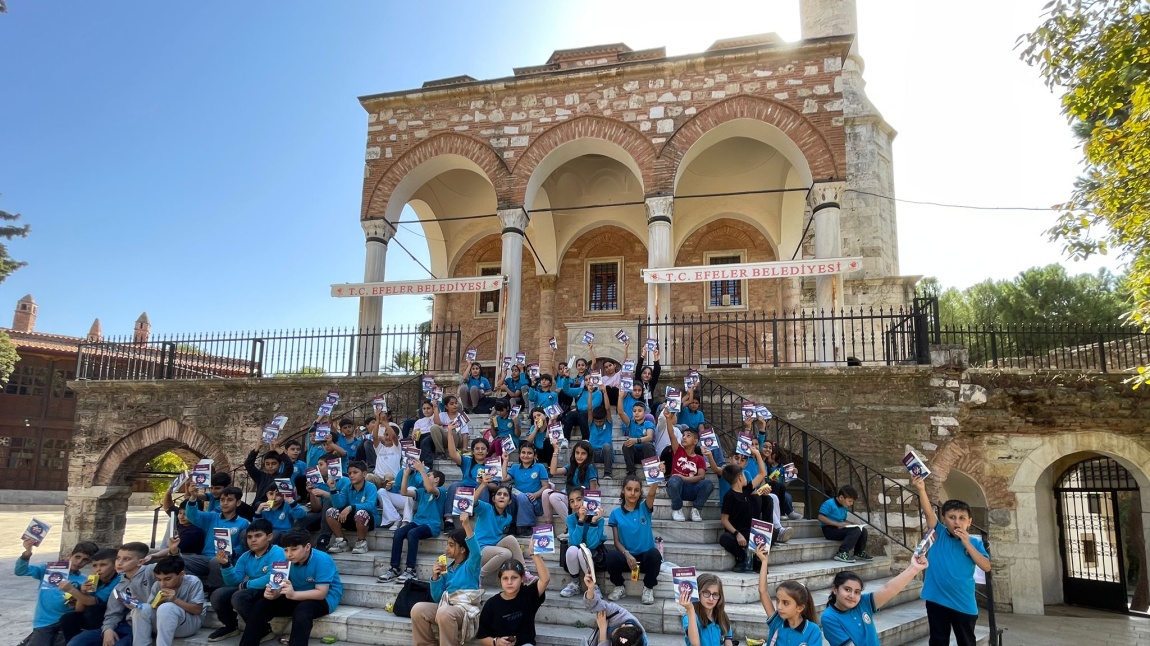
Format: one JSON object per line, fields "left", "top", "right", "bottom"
{"left": 92, "top": 418, "right": 231, "bottom": 487}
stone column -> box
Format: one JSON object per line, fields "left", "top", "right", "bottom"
{"left": 645, "top": 195, "right": 674, "bottom": 351}
{"left": 61, "top": 486, "right": 132, "bottom": 557}
{"left": 537, "top": 274, "right": 557, "bottom": 368}
{"left": 498, "top": 208, "right": 529, "bottom": 359}
{"left": 809, "top": 182, "right": 846, "bottom": 363}
{"left": 780, "top": 277, "right": 801, "bottom": 364}
{"left": 429, "top": 294, "right": 449, "bottom": 372}
{"left": 356, "top": 219, "right": 392, "bottom": 375}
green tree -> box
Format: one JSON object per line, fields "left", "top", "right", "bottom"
{"left": 276, "top": 366, "right": 327, "bottom": 377}
{"left": 1021, "top": 0, "right": 1150, "bottom": 384}
{"left": 0, "top": 201, "right": 31, "bottom": 384}
{"left": 144, "top": 451, "right": 188, "bottom": 503}
{"left": 389, "top": 349, "right": 426, "bottom": 374}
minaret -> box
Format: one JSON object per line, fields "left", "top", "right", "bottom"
{"left": 12, "top": 294, "right": 36, "bottom": 332}
{"left": 87, "top": 318, "right": 103, "bottom": 342}
{"left": 800, "top": 0, "right": 858, "bottom": 42}
{"left": 133, "top": 312, "right": 151, "bottom": 344}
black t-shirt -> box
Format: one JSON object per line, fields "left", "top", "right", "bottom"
{"left": 476, "top": 581, "right": 546, "bottom": 644}
{"left": 721, "top": 488, "right": 756, "bottom": 535}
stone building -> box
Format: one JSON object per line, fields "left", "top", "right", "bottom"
{"left": 0, "top": 294, "right": 151, "bottom": 498}
{"left": 352, "top": 0, "right": 915, "bottom": 373}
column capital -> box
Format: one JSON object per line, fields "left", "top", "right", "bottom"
{"left": 807, "top": 181, "right": 847, "bottom": 212}
{"left": 645, "top": 194, "right": 674, "bottom": 225}
{"left": 361, "top": 219, "right": 393, "bottom": 245}
{"left": 498, "top": 207, "right": 529, "bottom": 235}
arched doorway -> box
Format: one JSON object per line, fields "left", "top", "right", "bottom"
{"left": 1054, "top": 456, "right": 1139, "bottom": 612}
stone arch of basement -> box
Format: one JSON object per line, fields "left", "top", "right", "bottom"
{"left": 92, "top": 417, "right": 232, "bottom": 488}
{"left": 1004, "top": 432, "right": 1150, "bottom": 614}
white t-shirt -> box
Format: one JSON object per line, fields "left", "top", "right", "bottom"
{"left": 653, "top": 414, "right": 682, "bottom": 456}
{"left": 414, "top": 416, "right": 436, "bottom": 437}
{"left": 601, "top": 371, "right": 622, "bottom": 388}
{"left": 374, "top": 442, "right": 402, "bottom": 479}
{"left": 438, "top": 412, "right": 470, "bottom": 436}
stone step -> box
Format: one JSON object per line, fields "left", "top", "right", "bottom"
{"left": 329, "top": 552, "right": 895, "bottom": 606}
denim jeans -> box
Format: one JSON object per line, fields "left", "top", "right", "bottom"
{"left": 666, "top": 476, "right": 715, "bottom": 511}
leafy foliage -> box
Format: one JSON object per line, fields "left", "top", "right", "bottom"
{"left": 0, "top": 200, "right": 30, "bottom": 384}
{"left": 144, "top": 451, "right": 188, "bottom": 503}
{"left": 1020, "top": 0, "right": 1150, "bottom": 384}
{"left": 275, "top": 365, "right": 327, "bottom": 377}
{"left": 0, "top": 329, "right": 17, "bottom": 387}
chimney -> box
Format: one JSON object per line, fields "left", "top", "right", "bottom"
{"left": 87, "top": 318, "right": 103, "bottom": 342}
{"left": 800, "top": 0, "right": 858, "bottom": 41}
{"left": 133, "top": 312, "right": 151, "bottom": 344}
{"left": 12, "top": 294, "right": 36, "bottom": 332}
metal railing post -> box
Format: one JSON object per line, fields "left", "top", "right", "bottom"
{"left": 801, "top": 433, "right": 812, "bottom": 519}
{"left": 989, "top": 326, "right": 999, "bottom": 368}
{"left": 1098, "top": 332, "right": 1108, "bottom": 373}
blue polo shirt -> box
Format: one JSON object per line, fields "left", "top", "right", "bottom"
{"left": 185, "top": 504, "right": 251, "bottom": 556}
{"left": 818, "top": 497, "right": 849, "bottom": 527}
{"left": 766, "top": 612, "right": 823, "bottom": 646}
{"left": 15, "top": 560, "right": 87, "bottom": 628}
{"left": 472, "top": 500, "right": 513, "bottom": 549}
{"left": 608, "top": 503, "right": 655, "bottom": 554}
{"left": 331, "top": 480, "right": 381, "bottom": 525}
{"left": 921, "top": 522, "right": 989, "bottom": 615}
{"left": 504, "top": 374, "right": 529, "bottom": 393}
{"left": 528, "top": 387, "right": 559, "bottom": 411}
{"left": 621, "top": 393, "right": 646, "bottom": 418}
{"left": 290, "top": 549, "right": 342, "bottom": 612}
{"left": 458, "top": 455, "right": 482, "bottom": 487}
{"left": 567, "top": 514, "right": 605, "bottom": 550}
{"left": 508, "top": 462, "right": 549, "bottom": 494}
{"left": 464, "top": 375, "right": 491, "bottom": 390}
{"left": 625, "top": 418, "right": 655, "bottom": 441}
{"left": 588, "top": 420, "right": 613, "bottom": 450}
{"left": 222, "top": 545, "right": 287, "bottom": 590}
{"left": 567, "top": 463, "right": 599, "bottom": 489}
{"left": 678, "top": 407, "right": 705, "bottom": 429}
{"left": 492, "top": 414, "right": 517, "bottom": 442}
{"left": 563, "top": 385, "right": 603, "bottom": 412}
{"left": 431, "top": 535, "right": 482, "bottom": 600}
{"left": 411, "top": 486, "right": 444, "bottom": 536}
{"left": 682, "top": 614, "right": 733, "bottom": 646}
{"left": 257, "top": 502, "right": 306, "bottom": 532}
{"left": 822, "top": 592, "right": 880, "bottom": 646}
{"left": 334, "top": 434, "right": 361, "bottom": 470}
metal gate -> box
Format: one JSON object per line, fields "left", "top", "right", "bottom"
{"left": 1054, "top": 457, "right": 1139, "bottom": 612}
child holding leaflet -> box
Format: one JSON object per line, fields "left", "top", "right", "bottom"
{"left": 15, "top": 538, "right": 96, "bottom": 646}
{"left": 605, "top": 476, "right": 663, "bottom": 605}
{"left": 754, "top": 545, "right": 823, "bottom": 646}
{"left": 377, "top": 460, "right": 445, "bottom": 583}
{"left": 678, "top": 573, "right": 733, "bottom": 646}
{"left": 818, "top": 486, "right": 873, "bottom": 564}
{"left": 558, "top": 487, "right": 606, "bottom": 597}
{"left": 131, "top": 556, "right": 204, "bottom": 646}
{"left": 912, "top": 475, "right": 991, "bottom": 646}
{"left": 822, "top": 554, "right": 930, "bottom": 646}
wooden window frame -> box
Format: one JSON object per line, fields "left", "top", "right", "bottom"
{"left": 703, "top": 250, "right": 748, "bottom": 312}
{"left": 584, "top": 257, "right": 623, "bottom": 316}
{"left": 475, "top": 263, "right": 502, "bottom": 318}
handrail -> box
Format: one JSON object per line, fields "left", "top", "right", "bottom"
{"left": 695, "top": 374, "right": 926, "bottom": 551}
{"left": 970, "top": 522, "right": 1003, "bottom": 646}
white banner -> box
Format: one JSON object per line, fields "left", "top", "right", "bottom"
{"left": 642, "top": 257, "right": 862, "bottom": 284}
{"left": 331, "top": 276, "right": 505, "bottom": 298}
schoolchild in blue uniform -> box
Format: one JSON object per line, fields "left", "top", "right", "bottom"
{"left": 507, "top": 443, "right": 552, "bottom": 535}
{"left": 443, "top": 437, "right": 493, "bottom": 532}
{"left": 457, "top": 361, "right": 493, "bottom": 412}
{"left": 471, "top": 479, "right": 531, "bottom": 584}
{"left": 210, "top": 519, "right": 286, "bottom": 641}
{"left": 558, "top": 487, "right": 605, "bottom": 598}
{"left": 586, "top": 406, "right": 616, "bottom": 478}
{"left": 16, "top": 537, "right": 96, "bottom": 646}
{"left": 605, "top": 476, "right": 663, "bottom": 605}
{"left": 912, "top": 476, "right": 991, "bottom": 646}
{"left": 754, "top": 544, "right": 823, "bottom": 646}
{"left": 822, "top": 554, "right": 929, "bottom": 646}
{"left": 818, "top": 485, "right": 874, "bottom": 564}
{"left": 324, "top": 460, "right": 380, "bottom": 555}
{"left": 377, "top": 460, "right": 445, "bottom": 584}
{"left": 410, "top": 514, "right": 483, "bottom": 645}
{"left": 678, "top": 573, "right": 734, "bottom": 646}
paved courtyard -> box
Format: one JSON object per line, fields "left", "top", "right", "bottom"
{"left": 0, "top": 509, "right": 1146, "bottom": 646}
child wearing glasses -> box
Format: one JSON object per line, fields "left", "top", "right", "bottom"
{"left": 677, "top": 573, "right": 733, "bottom": 646}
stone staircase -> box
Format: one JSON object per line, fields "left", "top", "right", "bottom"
{"left": 186, "top": 411, "right": 990, "bottom": 646}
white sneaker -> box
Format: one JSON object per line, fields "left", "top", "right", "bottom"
{"left": 787, "top": 511, "right": 803, "bottom": 521}
{"left": 608, "top": 585, "right": 628, "bottom": 601}
{"left": 327, "top": 538, "right": 348, "bottom": 553}
{"left": 351, "top": 540, "right": 370, "bottom": 554}
{"left": 560, "top": 581, "right": 580, "bottom": 597}
{"left": 690, "top": 508, "right": 703, "bottom": 522}
{"left": 641, "top": 587, "right": 656, "bottom": 605}
{"left": 672, "top": 509, "right": 686, "bottom": 522}
{"left": 778, "top": 527, "right": 795, "bottom": 543}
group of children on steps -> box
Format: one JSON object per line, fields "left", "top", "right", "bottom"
{"left": 18, "top": 348, "right": 991, "bottom": 646}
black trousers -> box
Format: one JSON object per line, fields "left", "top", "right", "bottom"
{"left": 59, "top": 605, "right": 107, "bottom": 642}
{"left": 822, "top": 525, "right": 868, "bottom": 554}
{"left": 604, "top": 547, "right": 662, "bottom": 589}
{"left": 238, "top": 595, "right": 331, "bottom": 646}
{"left": 925, "top": 600, "right": 977, "bottom": 646}
{"left": 718, "top": 530, "right": 749, "bottom": 565}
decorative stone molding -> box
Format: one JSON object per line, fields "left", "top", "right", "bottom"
{"left": 645, "top": 195, "right": 674, "bottom": 225}
{"left": 807, "top": 181, "right": 846, "bottom": 211}
{"left": 498, "top": 207, "right": 529, "bottom": 234}
{"left": 361, "top": 219, "right": 393, "bottom": 244}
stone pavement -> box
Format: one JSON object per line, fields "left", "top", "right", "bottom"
{"left": 0, "top": 509, "right": 1147, "bottom": 646}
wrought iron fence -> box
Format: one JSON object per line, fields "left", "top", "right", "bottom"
{"left": 77, "top": 325, "right": 462, "bottom": 380}
{"left": 938, "top": 323, "right": 1150, "bottom": 372}
{"left": 639, "top": 303, "right": 931, "bottom": 368}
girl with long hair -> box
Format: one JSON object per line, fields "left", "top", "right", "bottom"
{"left": 755, "top": 544, "right": 823, "bottom": 645}
{"left": 678, "top": 573, "right": 733, "bottom": 646}
{"left": 604, "top": 476, "right": 663, "bottom": 605}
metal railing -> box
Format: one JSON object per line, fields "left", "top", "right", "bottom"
{"left": 77, "top": 325, "right": 462, "bottom": 380}
{"left": 148, "top": 375, "right": 426, "bottom": 547}
{"left": 639, "top": 303, "right": 932, "bottom": 368}
{"left": 693, "top": 374, "right": 926, "bottom": 550}
{"left": 939, "top": 322, "right": 1149, "bottom": 372}
{"left": 971, "top": 523, "right": 1003, "bottom": 646}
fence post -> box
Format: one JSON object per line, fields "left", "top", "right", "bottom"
{"left": 801, "top": 433, "right": 812, "bottom": 520}
{"left": 1097, "top": 332, "right": 1108, "bottom": 373}
{"left": 249, "top": 339, "right": 265, "bottom": 378}
{"left": 772, "top": 318, "right": 779, "bottom": 368}
{"left": 989, "top": 326, "right": 999, "bottom": 368}
{"left": 162, "top": 342, "right": 176, "bottom": 380}
{"left": 912, "top": 300, "right": 930, "bottom": 365}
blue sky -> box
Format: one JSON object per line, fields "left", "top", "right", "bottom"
{"left": 0, "top": 1, "right": 1122, "bottom": 339}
